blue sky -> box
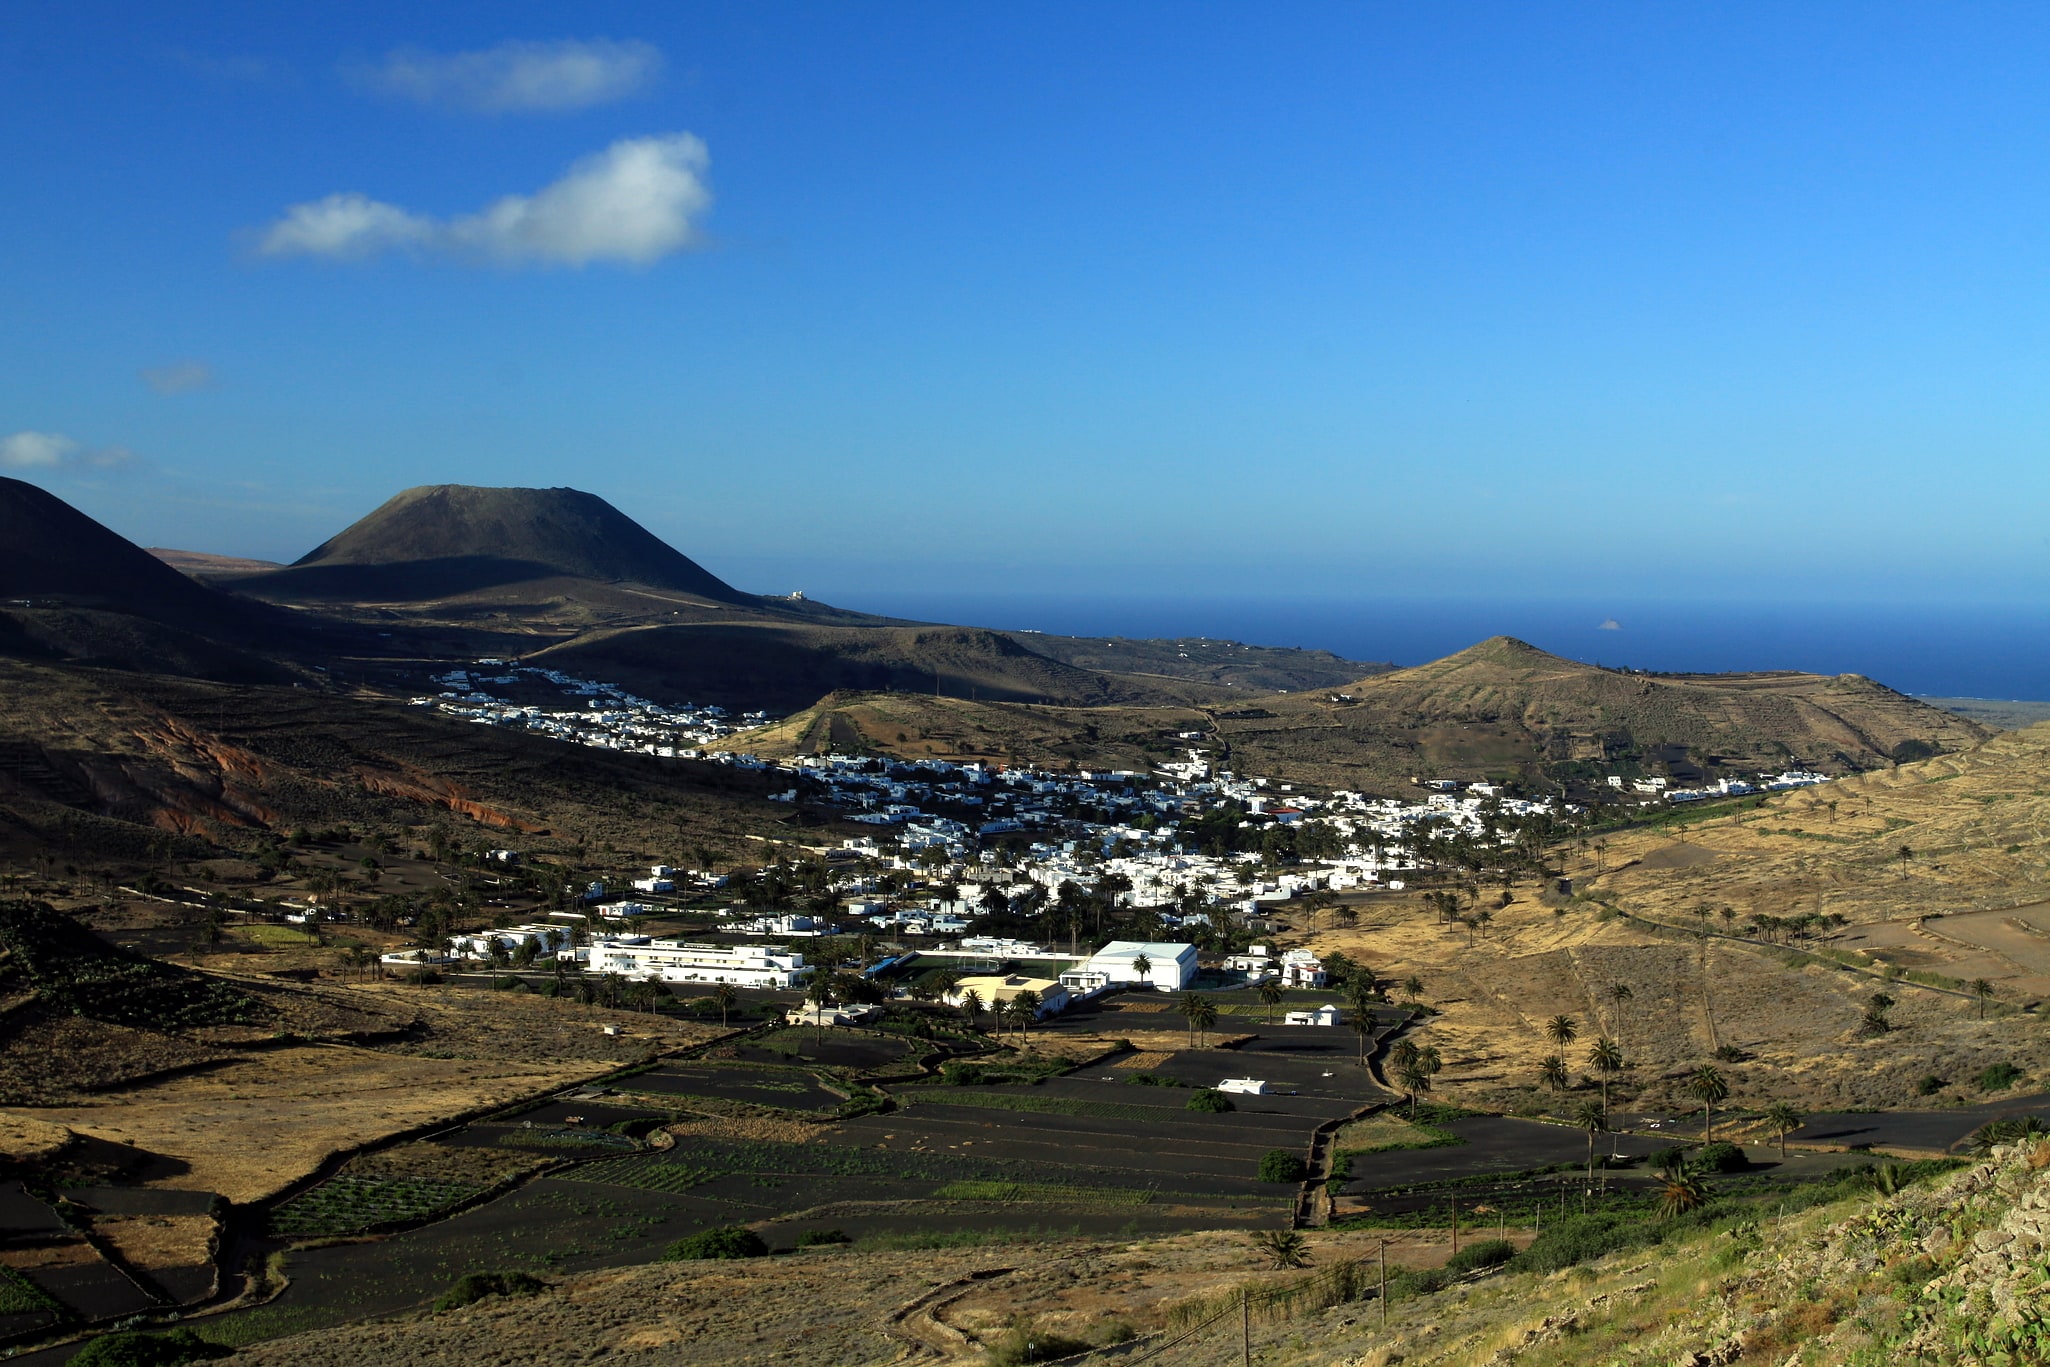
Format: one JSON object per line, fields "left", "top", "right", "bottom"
{"left": 3, "top": 2, "right": 2047, "bottom": 605}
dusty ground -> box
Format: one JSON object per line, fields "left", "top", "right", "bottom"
{"left": 1282, "top": 725, "right": 2050, "bottom": 1121}
{"left": 227, "top": 1225, "right": 1476, "bottom": 1367}
{"left": 8, "top": 991, "right": 714, "bottom": 1204}
{"left": 91, "top": 1213, "right": 214, "bottom": 1281}
{"left": 0, "top": 1111, "right": 71, "bottom": 1165}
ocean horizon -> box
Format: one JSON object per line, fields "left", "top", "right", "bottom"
{"left": 840, "top": 593, "right": 2050, "bottom": 702}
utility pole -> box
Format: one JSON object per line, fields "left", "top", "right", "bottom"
{"left": 1241, "top": 1286, "right": 1251, "bottom": 1367}
{"left": 1451, "top": 1200, "right": 1458, "bottom": 1255}
{"left": 1379, "top": 1241, "right": 1387, "bottom": 1327}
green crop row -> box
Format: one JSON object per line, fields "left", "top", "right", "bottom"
{"left": 934, "top": 1180, "right": 1153, "bottom": 1205}
{"left": 0, "top": 1265, "right": 64, "bottom": 1317}
{"left": 270, "top": 1175, "right": 483, "bottom": 1237}
{"left": 571, "top": 1158, "right": 719, "bottom": 1194}
{"left": 495, "top": 1128, "right": 640, "bottom": 1151}
{"left": 904, "top": 1090, "right": 1165, "bottom": 1122}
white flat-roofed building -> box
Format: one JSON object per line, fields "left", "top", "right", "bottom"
{"left": 588, "top": 940, "right": 809, "bottom": 988}
{"left": 1283, "top": 1004, "right": 1343, "bottom": 1027}
{"left": 1076, "top": 941, "right": 1199, "bottom": 992}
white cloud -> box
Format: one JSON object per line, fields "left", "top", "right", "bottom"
{"left": 357, "top": 38, "right": 662, "bottom": 113}
{"left": 141, "top": 361, "right": 216, "bottom": 395}
{"left": 1598, "top": 618, "right": 1623, "bottom": 631}
{"left": 0, "top": 432, "right": 77, "bottom": 469}
{"left": 258, "top": 193, "right": 435, "bottom": 260}
{"left": 0, "top": 432, "right": 135, "bottom": 472}
{"left": 255, "top": 134, "right": 710, "bottom": 267}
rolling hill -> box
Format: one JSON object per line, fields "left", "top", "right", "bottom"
{"left": 721, "top": 635, "right": 1991, "bottom": 792}
{"left": 525, "top": 621, "right": 1222, "bottom": 712}
{"left": 1214, "top": 634, "right": 1992, "bottom": 790}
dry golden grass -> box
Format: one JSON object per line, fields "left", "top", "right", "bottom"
{"left": 230, "top": 1225, "right": 1476, "bottom": 1367}
{"left": 21, "top": 1047, "right": 605, "bottom": 1204}
{"left": 91, "top": 1213, "right": 215, "bottom": 1277}
{"left": 0, "top": 1111, "right": 71, "bottom": 1164}
{"left": 1283, "top": 726, "right": 2050, "bottom": 1119}
{"left": 12, "top": 990, "right": 709, "bottom": 1205}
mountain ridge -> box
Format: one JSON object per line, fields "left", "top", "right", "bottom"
{"left": 240, "top": 484, "right": 749, "bottom": 604}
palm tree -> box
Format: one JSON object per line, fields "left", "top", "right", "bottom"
{"left": 1348, "top": 1011, "right": 1376, "bottom": 1069}
{"left": 1898, "top": 844, "right": 1914, "bottom": 880}
{"left": 1539, "top": 1054, "right": 1569, "bottom": 1092}
{"left": 1687, "top": 1064, "right": 1729, "bottom": 1142}
{"left": 958, "top": 987, "right": 985, "bottom": 1032}
{"left": 1587, "top": 1038, "right": 1624, "bottom": 1111}
{"left": 1404, "top": 975, "right": 1425, "bottom": 1000}
{"left": 1573, "top": 1099, "right": 1606, "bottom": 1188}
{"left": 712, "top": 982, "right": 737, "bottom": 1028}
{"left": 1762, "top": 1101, "right": 1803, "bottom": 1159}
{"left": 1972, "top": 978, "right": 1995, "bottom": 1020}
{"left": 1003, "top": 996, "right": 1036, "bottom": 1042}
{"left": 805, "top": 974, "right": 836, "bottom": 1042}
{"left": 1657, "top": 1174, "right": 1707, "bottom": 1218}
{"left": 1607, "top": 983, "right": 1633, "bottom": 1047}
{"left": 1544, "top": 1015, "right": 1578, "bottom": 1049}
{"left": 1256, "top": 977, "right": 1284, "bottom": 1023}
{"left": 1254, "top": 1229, "right": 1312, "bottom": 1269}
{"left": 1132, "top": 954, "right": 1152, "bottom": 991}
{"left": 1398, "top": 1055, "right": 1432, "bottom": 1119}
{"left": 1184, "top": 995, "right": 1219, "bottom": 1046}
{"left": 1013, "top": 989, "right": 1042, "bottom": 1043}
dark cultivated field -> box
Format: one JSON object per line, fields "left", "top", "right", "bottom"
{"left": 626, "top": 1063, "right": 845, "bottom": 1110}
{"left": 1338, "top": 1115, "right": 1664, "bottom": 1192}
{"left": 1785, "top": 1094, "right": 2050, "bottom": 1152}
{"left": 29, "top": 1263, "right": 154, "bottom": 1322}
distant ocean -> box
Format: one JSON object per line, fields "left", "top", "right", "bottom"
{"left": 843, "top": 594, "right": 2050, "bottom": 701}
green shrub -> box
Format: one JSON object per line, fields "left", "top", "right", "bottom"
{"left": 69, "top": 1330, "right": 229, "bottom": 1367}
{"left": 1384, "top": 1266, "right": 1449, "bottom": 1302}
{"left": 1977, "top": 1061, "right": 2023, "bottom": 1091}
{"left": 1916, "top": 1074, "right": 1945, "bottom": 1096}
{"left": 1691, "top": 1141, "right": 1750, "bottom": 1174}
{"left": 1444, "top": 1238, "right": 1515, "bottom": 1274}
{"left": 1512, "top": 1211, "right": 1659, "bottom": 1273}
{"left": 795, "top": 1228, "right": 851, "bottom": 1246}
{"left": 433, "top": 1270, "right": 546, "bottom": 1312}
{"left": 1185, "top": 1088, "right": 1234, "bottom": 1113}
{"left": 1257, "top": 1149, "right": 1308, "bottom": 1183}
{"left": 986, "top": 1320, "right": 1090, "bottom": 1366}
{"left": 665, "top": 1225, "right": 769, "bottom": 1260}
{"left": 1125, "top": 1072, "right": 1190, "bottom": 1087}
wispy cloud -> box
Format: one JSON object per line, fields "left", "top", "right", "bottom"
{"left": 353, "top": 38, "right": 662, "bottom": 113}
{"left": 0, "top": 432, "right": 136, "bottom": 472}
{"left": 255, "top": 134, "right": 711, "bottom": 267}
{"left": 163, "top": 48, "right": 284, "bottom": 85}
{"left": 140, "top": 360, "right": 216, "bottom": 395}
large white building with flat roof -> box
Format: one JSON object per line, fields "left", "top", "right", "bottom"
{"left": 1061, "top": 940, "right": 1199, "bottom": 993}
{"left": 587, "top": 939, "right": 809, "bottom": 988}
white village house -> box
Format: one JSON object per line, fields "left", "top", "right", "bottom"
{"left": 1060, "top": 940, "right": 1199, "bottom": 995}
{"left": 587, "top": 939, "right": 810, "bottom": 989}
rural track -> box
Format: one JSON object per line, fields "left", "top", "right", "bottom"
{"left": 882, "top": 1265, "right": 1019, "bottom": 1358}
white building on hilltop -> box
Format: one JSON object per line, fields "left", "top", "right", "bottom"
{"left": 588, "top": 940, "right": 809, "bottom": 988}
{"left": 1062, "top": 941, "right": 1199, "bottom": 994}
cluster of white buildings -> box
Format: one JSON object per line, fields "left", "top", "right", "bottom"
{"left": 409, "top": 663, "right": 771, "bottom": 757}
{"left": 585, "top": 938, "right": 811, "bottom": 988}
{"left": 1663, "top": 771, "right": 1833, "bottom": 804}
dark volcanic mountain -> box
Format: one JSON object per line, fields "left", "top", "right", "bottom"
{"left": 0, "top": 478, "right": 295, "bottom": 680}
{"left": 0, "top": 477, "right": 241, "bottom": 625}
{"left": 237, "top": 484, "right": 748, "bottom": 604}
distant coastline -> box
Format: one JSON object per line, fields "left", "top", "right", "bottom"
{"left": 842, "top": 592, "right": 2050, "bottom": 701}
